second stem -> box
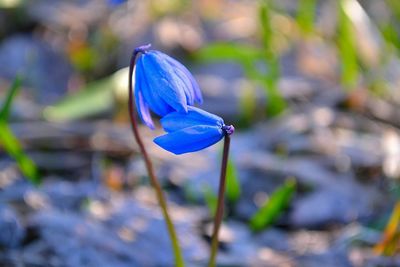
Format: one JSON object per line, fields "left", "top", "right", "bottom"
{"left": 208, "top": 135, "right": 231, "bottom": 267}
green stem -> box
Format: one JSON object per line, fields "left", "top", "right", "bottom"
{"left": 208, "top": 135, "right": 231, "bottom": 267}
{"left": 128, "top": 49, "right": 185, "bottom": 267}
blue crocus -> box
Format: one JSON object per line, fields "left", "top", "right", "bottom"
{"left": 134, "top": 45, "right": 203, "bottom": 129}
{"left": 154, "top": 107, "right": 234, "bottom": 155}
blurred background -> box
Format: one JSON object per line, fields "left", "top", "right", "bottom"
{"left": 1, "top": 0, "right": 400, "bottom": 266}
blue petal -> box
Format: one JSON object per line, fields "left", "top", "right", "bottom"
{"left": 134, "top": 85, "right": 155, "bottom": 129}
{"left": 154, "top": 52, "right": 194, "bottom": 105}
{"left": 156, "top": 51, "right": 203, "bottom": 104}
{"left": 108, "top": 0, "right": 126, "bottom": 6}
{"left": 160, "top": 106, "right": 224, "bottom": 132}
{"left": 154, "top": 125, "right": 224, "bottom": 154}
{"left": 136, "top": 58, "right": 173, "bottom": 116}
{"left": 142, "top": 52, "right": 188, "bottom": 113}
{"left": 174, "top": 67, "right": 195, "bottom": 105}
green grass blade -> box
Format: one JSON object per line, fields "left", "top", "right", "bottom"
{"left": 0, "top": 75, "right": 22, "bottom": 122}
{"left": 250, "top": 178, "right": 296, "bottom": 231}
{"left": 43, "top": 77, "right": 115, "bottom": 121}
{"left": 380, "top": 1, "right": 400, "bottom": 53}
{"left": 238, "top": 85, "right": 257, "bottom": 127}
{"left": 0, "top": 122, "right": 40, "bottom": 185}
{"left": 203, "top": 184, "right": 218, "bottom": 216}
{"left": 226, "top": 157, "right": 241, "bottom": 204}
{"left": 196, "top": 42, "right": 262, "bottom": 63}
{"left": 386, "top": 0, "right": 400, "bottom": 21}
{"left": 0, "top": 76, "right": 40, "bottom": 184}
{"left": 337, "top": 0, "right": 359, "bottom": 89}
{"left": 196, "top": 42, "right": 265, "bottom": 81}
{"left": 258, "top": 1, "right": 287, "bottom": 116}
{"left": 259, "top": 1, "right": 273, "bottom": 47}
{"left": 263, "top": 75, "right": 287, "bottom": 117}
{"left": 44, "top": 68, "right": 130, "bottom": 122}
{"left": 297, "top": 0, "right": 317, "bottom": 34}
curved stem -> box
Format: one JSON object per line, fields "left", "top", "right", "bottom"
{"left": 128, "top": 50, "right": 185, "bottom": 267}
{"left": 208, "top": 135, "right": 231, "bottom": 267}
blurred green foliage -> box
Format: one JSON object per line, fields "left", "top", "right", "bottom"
{"left": 226, "top": 157, "right": 241, "bottom": 204}
{"left": 374, "top": 202, "right": 400, "bottom": 256}
{"left": 44, "top": 76, "right": 115, "bottom": 121}
{"left": 196, "top": 42, "right": 263, "bottom": 82}
{"left": 67, "top": 27, "right": 120, "bottom": 79}
{"left": 250, "top": 178, "right": 296, "bottom": 231}
{"left": 0, "top": 0, "right": 24, "bottom": 8}
{"left": 46, "top": 0, "right": 400, "bottom": 127}
{"left": 0, "top": 76, "right": 40, "bottom": 185}
{"left": 197, "top": 0, "right": 287, "bottom": 124}
{"left": 296, "top": 0, "right": 317, "bottom": 35}
{"left": 381, "top": 0, "right": 400, "bottom": 54}
{"left": 43, "top": 67, "right": 129, "bottom": 122}
{"left": 202, "top": 154, "right": 240, "bottom": 217}
{"left": 258, "top": 0, "right": 287, "bottom": 117}
{"left": 0, "top": 76, "right": 21, "bottom": 121}
{"left": 337, "top": 0, "right": 359, "bottom": 89}
{"left": 203, "top": 184, "right": 218, "bottom": 217}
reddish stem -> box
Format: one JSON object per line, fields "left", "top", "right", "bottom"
{"left": 208, "top": 135, "right": 231, "bottom": 267}
{"left": 128, "top": 48, "right": 184, "bottom": 267}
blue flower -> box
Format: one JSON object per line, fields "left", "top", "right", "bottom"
{"left": 134, "top": 45, "right": 203, "bottom": 129}
{"left": 108, "top": 0, "right": 126, "bottom": 6}
{"left": 154, "top": 107, "right": 234, "bottom": 155}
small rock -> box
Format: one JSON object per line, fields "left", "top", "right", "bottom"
{"left": 0, "top": 204, "right": 25, "bottom": 248}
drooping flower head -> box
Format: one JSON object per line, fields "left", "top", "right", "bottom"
{"left": 154, "top": 107, "right": 234, "bottom": 155}
{"left": 133, "top": 44, "right": 203, "bottom": 129}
